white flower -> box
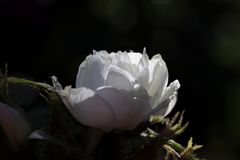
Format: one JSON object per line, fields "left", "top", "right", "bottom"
{"left": 54, "top": 49, "right": 180, "bottom": 132}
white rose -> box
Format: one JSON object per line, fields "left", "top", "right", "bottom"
{"left": 54, "top": 49, "right": 180, "bottom": 132}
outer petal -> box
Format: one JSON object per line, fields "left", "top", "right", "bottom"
{"left": 147, "top": 55, "right": 168, "bottom": 97}
{"left": 75, "top": 54, "right": 109, "bottom": 90}
{"left": 162, "top": 94, "right": 178, "bottom": 116}
{"left": 96, "top": 87, "right": 136, "bottom": 129}
{"left": 142, "top": 80, "right": 180, "bottom": 119}
{"left": 56, "top": 87, "right": 116, "bottom": 132}
{"left": 158, "top": 80, "right": 180, "bottom": 104}
{"left": 105, "top": 65, "right": 135, "bottom": 91}
{"left": 96, "top": 86, "right": 151, "bottom": 129}
{"left": 150, "top": 94, "right": 178, "bottom": 117}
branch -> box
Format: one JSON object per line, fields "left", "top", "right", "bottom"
{"left": 5, "top": 76, "right": 61, "bottom": 106}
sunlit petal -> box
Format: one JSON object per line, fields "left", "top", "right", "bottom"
{"left": 76, "top": 54, "right": 108, "bottom": 89}
{"left": 147, "top": 57, "right": 168, "bottom": 97}
{"left": 57, "top": 87, "right": 116, "bottom": 131}
{"left": 105, "top": 65, "right": 135, "bottom": 91}
{"left": 159, "top": 80, "right": 180, "bottom": 104}
{"left": 127, "top": 52, "right": 142, "bottom": 66}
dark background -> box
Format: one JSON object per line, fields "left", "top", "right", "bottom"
{"left": 1, "top": 0, "right": 240, "bottom": 159}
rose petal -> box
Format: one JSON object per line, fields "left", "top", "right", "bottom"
{"left": 136, "top": 68, "right": 149, "bottom": 90}
{"left": 147, "top": 56, "right": 168, "bottom": 97}
{"left": 143, "top": 94, "right": 178, "bottom": 118}
{"left": 115, "top": 51, "right": 134, "bottom": 74}
{"left": 127, "top": 52, "right": 142, "bottom": 66}
{"left": 163, "top": 94, "right": 178, "bottom": 116}
{"left": 148, "top": 54, "right": 165, "bottom": 83}
{"left": 75, "top": 54, "right": 108, "bottom": 90}
{"left": 96, "top": 86, "right": 151, "bottom": 129}
{"left": 96, "top": 87, "right": 135, "bottom": 129}
{"left": 93, "top": 50, "right": 112, "bottom": 64}
{"left": 144, "top": 80, "right": 180, "bottom": 118}
{"left": 137, "top": 50, "right": 149, "bottom": 72}
{"left": 158, "top": 80, "right": 180, "bottom": 104}
{"left": 118, "top": 51, "right": 131, "bottom": 64}
{"left": 105, "top": 65, "right": 135, "bottom": 91}
{"left": 57, "top": 87, "right": 116, "bottom": 131}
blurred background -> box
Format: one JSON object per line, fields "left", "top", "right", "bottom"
{"left": 1, "top": 0, "right": 240, "bottom": 159}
